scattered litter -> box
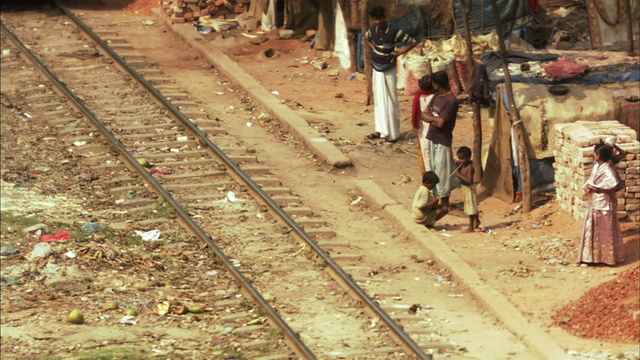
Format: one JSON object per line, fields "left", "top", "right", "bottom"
{"left": 369, "top": 317, "right": 379, "bottom": 328}
{"left": 140, "top": 20, "right": 155, "bottom": 26}
{"left": 150, "top": 169, "right": 172, "bottom": 175}
{"left": 22, "top": 223, "right": 48, "bottom": 234}
{"left": 350, "top": 196, "right": 363, "bottom": 205}
{"left": 245, "top": 317, "right": 267, "bottom": 326}
{"left": 479, "top": 226, "right": 492, "bottom": 234}
{"left": 271, "top": 91, "right": 280, "bottom": 95}
{"left": 219, "top": 326, "right": 234, "bottom": 334}
{"left": 169, "top": 148, "right": 180, "bottom": 153}
{"left": 115, "top": 199, "right": 125, "bottom": 205}
{"left": 65, "top": 251, "right": 77, "bottom": 259}
{"left": 225, "top": 191, "right": 245, "bottom": 203}
{"left": 0, "top": 244, "right": 19, "bottom": 256}
{"left": 192, "top": 23, "right": 214, "bottom": 34}
{"left": 40, "top": 230, "right": 72, "bottom": 243}
{"left": 119, "top": 316, "right": 139, "bottom": 325}
{"left": 18, "top": 112, "right": 32, "bottom": 119}
{"left": 206, "top": 270, "right": 219, "bottom": 277}
{"left": 393, "top": 174, "right": 412, "bottom": 185}
{"left": 2, "top": 49, "right": 10, "bottom": 56}
{"left": 156, "top": 301, "right": 170, "bottom": 316}
{"left": 246, "top": 122, "right": 252, "bottom": 127}
{"left": 241, "top": 33, "right": 257, "bottom": 38}
{"left": 73, "top": 141, "right": 87, "bottom": 147}
{"left": 27, "top": 243, "right": 53, "bottom": 261}
{"left": 348, "top": 74, "right": 356, "bottom": 80}
{"left": 83, "top": 222, "right": 105, "bottom": 233}
{"left": 436, "top": 274, "right": 444, "bottom": 282}
{"left": 135, "top": 230, "right": 161, "bottom": 242}
{"left": 176, "top": 135, "right": 188, "bottom": 141}
{"left": 227, "top": 105, "right": 234, "bottom": 110}
{"left": 440, "top": 231, "right": 453, "bottom": 238}
{"left": 0, "top": 276, "right": 22, "bottom": 287}
{"left": 448, "top": 294, "right": 464, "bottom": 298}
{"left": 214, "top": 92, "right": 225, "bottom": 95}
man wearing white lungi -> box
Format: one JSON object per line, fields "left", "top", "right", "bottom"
{"left": 364, "top": 6, "right": 416, "bottom": 142}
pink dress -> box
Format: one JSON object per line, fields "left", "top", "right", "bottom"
{"left": 578, "top": 161, "right": 625, "bottom": 265}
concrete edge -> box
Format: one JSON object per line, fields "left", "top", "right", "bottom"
{"left": 355, "top": 179, "right": 572, "bottom": 360}
{"left": 152, "top": 9, "right": 352, "bottom": 169}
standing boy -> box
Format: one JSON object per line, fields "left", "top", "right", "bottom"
{"left": 364, "top": 5, "right": 417, "bottom": 142}
{"left": 454, "top": 146, "right": 480, "bottom": 232}
{"left": 421, "top": 71, "right": 460, "bottom": 208}
{"left": 412, "top": 171, "right": 449, "bottom": 229}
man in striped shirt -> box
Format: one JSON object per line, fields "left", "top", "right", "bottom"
{"left": 364, "top": 6, "right": 417, "bottom": 143}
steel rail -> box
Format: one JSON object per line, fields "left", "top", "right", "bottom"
{"left": 28, "top": 4, "right": 431, "bottom": 357}
{"left": 0, "top": 20, "right": 316, "bottom": 360}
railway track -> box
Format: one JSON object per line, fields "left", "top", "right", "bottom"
{"left": 0, "top": 5, "right": 461, "bottom": 359}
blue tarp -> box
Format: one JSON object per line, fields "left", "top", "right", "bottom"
{"left": 453, "top": 0, "right": 531, "bottom": 34}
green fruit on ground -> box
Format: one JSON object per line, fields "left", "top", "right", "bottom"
{"left": 125, "top": 308, "right": 138, "bottom": 317}
{"left": 68, "top": 309, "right": 84, "bottom": 324}
{"left": 187, "top": 306, "right": 202, "bottom": 314}
{"left": 138, "top": 158, "right": 151, "bottom": 168}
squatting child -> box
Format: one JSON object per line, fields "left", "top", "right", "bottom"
{"left": 412, "top": 171, "right": 449, "bottom": 229}
{"left": 454, "top": 146, "right": 480, "bottom": 232}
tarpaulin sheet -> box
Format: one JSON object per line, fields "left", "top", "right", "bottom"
{"left": 453, "top": 0, "right": 530, "bottom": 34}
{"left": 390, "top": 8, "right": 430, "bottom": 44}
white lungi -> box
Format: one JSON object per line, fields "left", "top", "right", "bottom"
{"left": 372, "top": 68, "right": 400, "bottom": 141}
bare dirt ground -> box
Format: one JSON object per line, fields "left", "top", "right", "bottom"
{"left": 1, "top": 2, "right": 638, "bottom": 359}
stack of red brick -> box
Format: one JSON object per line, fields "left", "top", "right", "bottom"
{"left": 161, "top": 0, "right": 250, "bottom": 22}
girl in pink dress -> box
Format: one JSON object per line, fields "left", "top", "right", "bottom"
{"left": 578, "top": 143, "right": 625, "bottom": 266}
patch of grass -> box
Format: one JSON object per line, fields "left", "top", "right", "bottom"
{"left": 0, "top": 211, "right": 41, "bottom": 234}
{"left": 266, "top": 328, "right": 282, "bottom": 341}
{"left": 37, "top": 346, "right": 154, "bottom": 360}
{"left": 239, "top": 299, "right": 254, "bottom": 311}
{"left": 313, "top": 258, "right": 327, "bottom": 270}
{"left": 122, "top": 232, "right": 143, "bottom": 246}
{"left": 220, "top": 346, "right": 247, "bottom": 360}
{"left": 153, "top": 201, "right": 176, "bottom": 218}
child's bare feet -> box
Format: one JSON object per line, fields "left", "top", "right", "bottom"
{"left": 462, "top": 228, "right": 474, "bottom": 233}
{"left": 474, "top": 218, "right": 481, "bottom": 228}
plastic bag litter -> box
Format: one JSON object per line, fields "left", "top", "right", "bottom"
{"left": 41, "top": 230, "right": 72, "bottom": 243}
{"left": 134, "top": 230, "right": 161, "bottom": 241}
{"left": 193, "top": 23, "right": 214, "bottom": 34}
{"left": 83, "top": 222, "right": 105, "bottom": 233}
{"left": 226, "top": 191, "right": 245, "bottom": 203}
{"left": 120, "top": 316, "right": 139, "bottom": 325}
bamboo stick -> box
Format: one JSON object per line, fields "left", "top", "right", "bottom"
{"left": 490, "top": 0, "right": 532, "bottom": 212}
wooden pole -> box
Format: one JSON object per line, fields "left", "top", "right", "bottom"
{"left": 490, "top": 0, "right": 532, "bottom": 212}
{"left": 458, "top": 0, "right": 483, "bottom": 183}
{"left": 360, "top": 0, "right": 372, "bottom": 105}
{"left": 625, "top": 0, "right": 635, "bottom": 56}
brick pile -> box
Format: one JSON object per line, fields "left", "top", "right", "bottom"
{"left": 161, "top": 0, "right": 250, "bottom": 23}
{"left": 554, "top": 120, "right": 640, "bottom": 222}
